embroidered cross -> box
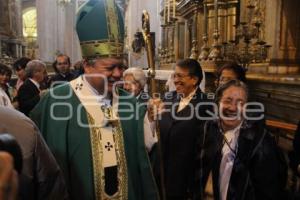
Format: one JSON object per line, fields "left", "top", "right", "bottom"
{"left": 105, "top": 142, "right": 113, "bottom": 151}
{"left": 75, "top": 83, "right": 83, "bottom": 91}
{"left": 101, "top": 105, "right": 112, "bottom": 119}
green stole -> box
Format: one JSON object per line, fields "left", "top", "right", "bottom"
{"left": 30, "top": 77, "right": 159, "bottom": 200}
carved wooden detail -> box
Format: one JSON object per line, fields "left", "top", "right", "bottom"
{"left": 0, "top": 1, "right": 11, "bottom": 36}
{"left": 247, "top": 79, "right": 300, "bottom": 124}
{"left": 279, "top": 0, "right": 300, "bottom": 60}
{"left": 0, "top": 0, "right": 24, "bottom": 62}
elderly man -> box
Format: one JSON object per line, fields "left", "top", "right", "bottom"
{"left": 30, "top": 1, "right": 158, "bottom": 200}
{"left": 49, "top": 54, "right": 76, "bottom": 88}
{"left": 201, "top": 80, "right": 286, "bottom": 200}
{"left": 123, "top": 67, "right": 149, "bottom": 104}
{"left": 17, "top": 60, "right": 47, "bottom": 116}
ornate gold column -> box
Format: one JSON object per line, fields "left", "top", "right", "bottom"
{"left": 190, "top": 5, "right": 199, "bottom": 59}
{"left": 208, "top": 0, "right": 222, "bottom": 60}
{"left": 198, "top": 0, "right": 210, "bottom": 61}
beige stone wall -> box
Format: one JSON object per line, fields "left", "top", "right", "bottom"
{"left": 124, "top": 0, "right": 162, "bottom": 68}
{"left": 36, "top": 0, "right": 82, "bottom": 63}
{"left": 264, "top": 0, "right": 300, "bottom": 74}
{"left": 0, "top": 0, "right": 22, "bottom": 37}
{"left": 0, "top": 1, "right": 11, "bottom": 36}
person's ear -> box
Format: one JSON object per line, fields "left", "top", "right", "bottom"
{"left": 215, "top": 79, "right": 219, "bottom": 87}
{"left": 193, "top": 76, "right": 199, "bottom": 86}
{"left": 83, "top": 60, "right": 93, "bottom": 73}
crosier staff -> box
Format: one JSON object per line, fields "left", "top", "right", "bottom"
{"left": 142, "top": 10, "right": 166, "bottom": 200}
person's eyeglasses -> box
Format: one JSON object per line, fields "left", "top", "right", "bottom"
{"left": 173, "top": 73, "right": 191, "bottom": 79}
{"left": 220, "top": 99, "right": 245, "bottom": 107}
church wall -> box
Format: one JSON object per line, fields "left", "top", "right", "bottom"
{"left": 247, "top": 79, "right": 300, "bottom": 124}
{"left": 0, "top": 1, "right": 11, "bottom": 37}
{"left": 124, "top": 0, "right": 162, "bottom": 68}
{"left": 0, "top": 0, "right": 24, "bottom": 65}
{"left": 22, "top": 0, "right": 35, "bottom": 11}
{"left": 247, "top": 0, "right": 300, "bottom": 124}
{"left": 0, "top": 0, "right": 22, "bottom": 37}
{"left": 36, "top": 0, "right": 81, "bottom": 64}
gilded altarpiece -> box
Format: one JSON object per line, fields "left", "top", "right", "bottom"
{"left": 0, "top": 1, "right": 11, "bottom": 36}
{"left": 0, "top": 0, "right": 23, "bottom": 63}
{"left": 278, "top": 0, "right": 300, "bottom": 68}
{"left": 158, "top": 0, "right": 299, "bottom": 125}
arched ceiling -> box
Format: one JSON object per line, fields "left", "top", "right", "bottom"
{"left": 22, "top": 0, "right": 35, "bottom": 12}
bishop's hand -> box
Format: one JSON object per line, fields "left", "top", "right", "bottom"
{"left": 147, "top": 98, "right": 165, "bottom": 122}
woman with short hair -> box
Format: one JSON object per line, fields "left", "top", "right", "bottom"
{"left": 123, "top": 67, "right": 149, "bottom": 104}
{"left": 0, "top": 64, "right": 13, "bottom": 108}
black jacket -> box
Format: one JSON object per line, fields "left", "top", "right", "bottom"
{"left": 17, "top": 79, "right": 40, "bottom": 116}
{"left": 153, "top": 88, "right": 212, "bottom": 200}
{"left": 201, "top": 120, "right": 286, "bottom": 200}
{"left": 48, "top": 72, "right": 76, "bottom": 88}
{"left": 289, "top": 121, "right": 300, "bottom": 175}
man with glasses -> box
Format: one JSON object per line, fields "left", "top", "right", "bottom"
{"left": 30, "top": 1, "right": 158, "bottom": 200}
{"left": 149, "top": 58, "right": 212, "bottom": 200}
{"left": 49, "top": 54, "right": 76, "bottom": 88}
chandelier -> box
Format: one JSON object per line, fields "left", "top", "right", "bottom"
{"left": 223, "top": 1, "right": 271, "bottom": 69}
{"left": 198, "top": 0, "right": 271, "bottom": 70}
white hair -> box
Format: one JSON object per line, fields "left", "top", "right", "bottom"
{"left": 123, "top": 67, "right": 147, "bottom": 88}
{"left": 25, "top": 60, "right": 46, "bottom": 78}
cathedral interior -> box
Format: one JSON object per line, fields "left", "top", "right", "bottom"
{"left": 0, "top": 0, "right": 299, "bottom": 196}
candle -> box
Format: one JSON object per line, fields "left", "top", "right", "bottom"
{"left": 168, "top": 0, "right": 170, "bottom": 23}
{"left": 164, "top": 0, "right": 167, "bottom": 24}
{"left": 203, "top": 1, "right": 207, "bottom": 35}
{"left": 173, "top": 0, "right": 176, "bottom": 19}
{"left": 214, "top": 0, "right": 218, "bottom": 31}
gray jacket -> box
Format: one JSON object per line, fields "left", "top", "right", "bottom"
{"left": 0, "top": 106, "right": 68, "bottom": 200}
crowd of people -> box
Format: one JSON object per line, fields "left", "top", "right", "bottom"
{"left": 0, "top": 54, "right": 83, "bottom": 115}
{"left": 0, "top": 55, "right": 299, "bottom": 200}
{"left": 0, "top": 0, "right": 299, "bottom": 199}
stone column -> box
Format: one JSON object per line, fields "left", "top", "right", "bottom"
{"left": 37, "top": 0, "right": 81, "bottom": 63}
{"left": 37, "top": 0, "right": 57, "bottom": 62}
{"left": 63, "top": 1, "right": 82, "bottom": 63}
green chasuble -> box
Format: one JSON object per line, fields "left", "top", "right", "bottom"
{"left": 30, "top": 78, "right": 159, "bottom": 200}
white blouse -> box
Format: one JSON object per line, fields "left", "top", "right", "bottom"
{"left": 0, "top": 87, "right": 13, "bottom": 108}
{"left": 219, "top": 123, "right": 242, "bottom": 200}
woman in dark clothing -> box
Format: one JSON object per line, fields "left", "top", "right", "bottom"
{"left": 289, "top": 121, "right": 300, "bottom": 199}
{"left": 201, "top": 80, "right": 287, "bottom": 200}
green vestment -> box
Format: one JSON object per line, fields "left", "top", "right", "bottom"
{"left": 30, "top": 81, "right": 158, "bottom": 200}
